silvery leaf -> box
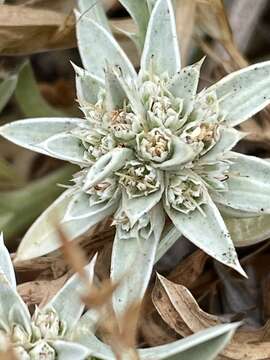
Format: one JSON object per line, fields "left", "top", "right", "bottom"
{"left": 37, "top": 133, "right": 89, "bottom": 165}
{"left": 113, "top": 68, "right": 146, "bottom": 117}
{"left": 63, "top": 190, "right": 120, "bottom": 222}
{"left": 0, "top": 233, "right": 16, "bottom": 290}
{"left": 169, "top": 58, "right": 204, "bottom": 115}
{"left": 51, "top": 340, "right": 90, "bottom": 360}
{"left": 0, "top": 272, "right": 31, "bottom": 332}
{"left": 199, "top": 127, "right": 245, "bottom": 164}
{"left": 212, "top": 152, "right": 270, "bottom": 214}
{"left": 77, "top": 0, "right": 111, "bottom": 33}
{"left": 0, "top": 75, "right": 17, "bottom": 112}
{"left": 219, "top": 204, "right": 259, "bottom": 219}
{"left": 165, "top": 193, "right": 246, "bottom": 277}
{"left": 14, "top": 190, "right": 101, "bottom": 261}
{"left": 72, "top": 63, "right": 104, "bottom": 104}
{"left": 207, "top": 61, "right": 270, "bottom": 126}
{"left": 105, "top": 66, "right": 127, "bottom": 111}
{"left": 122, "top": 171, "right": 164, "bottom": 226}
{"left": 0, "top": 118, "right": 83, "bottom": 158}
{"left": 8, "top": 303, "right": 32, "bottom": 336}
{"left": 44, "top": 255, "right": 96, "bottom": 333}
{"left": 73, "top": 321, "right": 239, "bottom": 360}
{"left": 226, "top": 214, "right": 270, "bottom": 247}
{"left": 83, "top": 148, "right": 134, "bottom": 189}
{"left": 76, "top": 11, "right": 136, "bottom": 80}
{"left": 111, "top": 204, "right": 165, "bottom": 316}
{"left": 140, "top": 0, "right": 181, "bottom": 76}
{"left": 140, "top": 322, "right": 240, "bottom": 360}
{"left": 156, "top": 136, "right": 196, "bottom": 170}
{"left": 118, "top": 0, "right": 150, "bottom": 50}
{"left": 155, "top": 224, "right": 181, "bottom": 263}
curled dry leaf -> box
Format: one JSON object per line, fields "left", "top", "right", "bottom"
{"left": 153, "top": 275, "right": 270, "bottom": 360}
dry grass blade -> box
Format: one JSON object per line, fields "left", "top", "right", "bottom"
{"left": 175, "top": 0, "right": 197, "bottom": 65}
{"left": 196, "top": 0, "right": 248, "bottom": 69}
{"left": 0, "top": 346, "right": 18, "bottom": 360}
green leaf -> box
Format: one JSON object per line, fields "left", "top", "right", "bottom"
{"left": 0, "top": 118, "right": 83, "bottom": 159}
{"left": 14, "top": 190, "right": 101, "bottom": 261}
{"left": 0, "top": 272, "right": 31, "bottom": 332}
{"left": 0, "top": 234, "right": 16, "bottom": 290}
{"left": 72, "top": 63, "right": 104, "bottom": 104}
{"left": 140, "top": 0, "right": 181, "bottom": 76}
{"left": 111, "top": 204, "right": 165, "bottom": 315}
{"left": 212, "top": 152, "right": 270, "bottom": 214}
{"left": 0, "top": 75, "right": 17, "bottom": 113}
{"left": 45, "top": 255, "right": 96, "bottom": 333}
{"left": 207, "top": 61, "right": 270, "bottom": 126}
{"left": 15, "top": 61, "right": 64, "bottom": 118}
{"left": 118, "top": 0, "right": 150, "bottom": 51}
{"left": 169, "top": 58, "right": 204, "bottom": 115}
{"left": 78, "top": 0, "right": 111, "bottom": 34}
{"left": 76, "top": 11, "right": 136, "bottom": 81}
{"left": 165, "top": 193, "right": 246, "bottom": 276}
{"left": 105, "top": 66, "right": 127, "bottom": 111}
{"left": 226, "top": 214, "right": 270, "bottom": 247}
{"left": 0, "top": 165, "right": 76, "bottom": 243}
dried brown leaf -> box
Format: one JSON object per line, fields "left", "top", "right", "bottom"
{"left": 17, "top": 273, "right": 69, "bottom": 307}
{"left": 168, "top": 249, "right": 208, "bottom": 288}
{"left": 0, "top": 347, "right": 18, "bottom": 360}
{"left": 175, "top": 0, "right": 196, "bottom": 65}
{"left": 153, "top": 275, "right": 270, "bottom": 360}
{"left": 153, "top": 274, "right": 220, "bottom": 337}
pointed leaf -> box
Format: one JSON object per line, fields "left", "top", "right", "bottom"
{"left": 105, "top": 66, "right": 127, "bottom": 111}
{"left": 140, "top": 0, "right": 181, "bottom": 76}
{"left": 73, "top": 331, "right": 114, "bottom": 360}
{"left": 207, "top": 61, "right": 270, "bottom": 126}
{"left": 0, "top": 233, "right": 16, "bottom": 290}
{"left": 122, "top": 171, "right": 164, "bottom": 226}
{"left": 83, "top": 148, "right": 134, "bottom": 189}
{"left": 169, "top": 59, "right": 204, "bottom": 114}
{"left": 155, "top": 224, "right": 181, "bottom": 263}
{"left": 226, "top": 214, "right": 270, "bottom": 247}
{"left": 111, "top": 205, "right": 165, "bottom": 316}
{"left": 156, "top": 136, "right": 196, "bottom": 170}
{"left": 45, "top": 256, "right": 96, "bottom": 332}
{"left": 72, "top": 63, "right": 104, "bottom": 104}
{"left": 76, "top": 11, "right": 136, "bottom": 80}
{"left": 0, "top": 118, "right": 83, "bottom": 157}
{"left": 37, "top": 133, "right": 89, "bottom": 165}
{"left": 0, "top": 75, "right": 17, "bottom": 112}
{"left": 140, "top": 322, "right": 240, "bottom": 359}
{"left": 0, "top": 272, "right": 31, "bottom": 331}
{"left": 78, "top": 0, "right": 111, "bottom": 33}
{"left": 51, "top": 340, "right": 90, "bottom": 360}
{"left": 165, "top": 194, "right": 246, "bottom": 276}
{"left": 212, "top": 152, "right": 270, "bottom": 214}
{"left": 15, "top": 190, "right": 102, "bottom": 261}
{"left": 118, "top": 0, "right": 150, "bottom": 50}
{"left": 199, "top": 127, "right": 245, "bottom": 163}
{"left": 63, "top": 190, "right": 120, "bottom": 222}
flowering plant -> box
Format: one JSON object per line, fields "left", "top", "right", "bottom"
{"left": 1, "top": 0, "right": 270, "bottom": 312}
